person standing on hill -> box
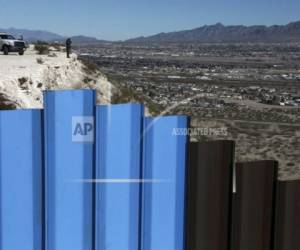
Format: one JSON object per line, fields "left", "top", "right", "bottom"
{"left": 66, "top": 38, "right": 72, "bottom": 58}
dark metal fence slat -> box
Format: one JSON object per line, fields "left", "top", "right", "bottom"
{"left": 233, "top": 160, "right": 278, "bottom": 250}
{"left": 186, "top": 140, "right": 235, "bottom": 250}
{"left": 274, "top": 179, "right": 300, "bottom": 250}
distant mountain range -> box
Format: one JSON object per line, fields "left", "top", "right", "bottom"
{"left": 0, "top": 28, "right": 102, "bottom": 44}
{"left": 127, "top": 21, "right": 300, "bottom": 43}
{"left": 0, "top": 28, "right": 64, "bottom": 42}
{"left": 1, "top": 21, "right": 300, "bottom": 44}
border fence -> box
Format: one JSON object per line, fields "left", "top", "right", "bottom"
{"left": 0, "top": 89, "right": 299, "bottom": 250}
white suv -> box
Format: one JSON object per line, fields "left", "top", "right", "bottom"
{"left": 0, "top": 33, "right": 27, "bottom": 55}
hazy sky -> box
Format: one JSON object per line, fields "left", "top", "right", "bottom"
{"left": 0, "top": 0, "right": 299, "bottom": 40}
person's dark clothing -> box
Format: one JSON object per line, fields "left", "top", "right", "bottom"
{"left": 66, "top": 38, "right": 72, "bottom": 58}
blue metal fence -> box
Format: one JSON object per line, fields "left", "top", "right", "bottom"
{"left": 0, "top": 90, "right": 189, "bottom": 250}
{"left": 96, "top": 104, "right": 144, "bottom": 250}
{"left": 0, "top": 110, "right": 43, "bottom": 250}
{"left": 1, "top": 90, "right": 296, "bottom": 250}
{"left": 141, "top": 116, "right": 189, "bottom": 250}
{"left": 44, "top": 90, "right": 96, "bottom": 250}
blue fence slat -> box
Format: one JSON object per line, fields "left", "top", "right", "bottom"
{"left": 141, "top": 116, "right": 189, "bottom": 250}
{"left": 44, "top": 90, "right": 96, "bottom": 250}
{"left": 96, "top": 104, "right": 144, "bottom": 250}
{"left": 0, "top": 110, "right": 42, "bottom": 250}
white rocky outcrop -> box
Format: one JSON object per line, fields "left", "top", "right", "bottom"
{"left": 0, "top": 46, "right": 115, "bottom": 108}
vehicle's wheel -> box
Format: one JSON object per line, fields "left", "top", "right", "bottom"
{"left": 3, "top": 46, "right": 9, "bottom": 55}
{"left": 18, "top": 50, "right": 24, "bottom": 56}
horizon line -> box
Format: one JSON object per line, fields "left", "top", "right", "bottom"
{"left": 1, "top": 19, "right": 299, "bottom": 41}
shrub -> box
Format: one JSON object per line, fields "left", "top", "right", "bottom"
{"left": 18, "top": 77, "right": 28, "bottom": 85}
{"left": 50, "top": 42, "right": 62, "bottom": 51}
{"left": 34, "top": 41, "right": 50, "bottom": 55}
{"left": 36, "top": 57, "right": 44, "bottom": 64}
{"left": 111, "top": 85, "right": 162, "bottom": 115}
{"left": 78, "top": 57, "right": 99, "bottom": 73}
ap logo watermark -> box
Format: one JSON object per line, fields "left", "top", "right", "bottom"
{"left": 72, "top": 116, "right": 94, "bottom": 143}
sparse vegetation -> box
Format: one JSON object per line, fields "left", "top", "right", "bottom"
{"left": 51, "top": 43, "right": 63, "bottom": 51}
{"left": 34, "top": 41, "right": 50, "bottom": 55}
{"left": 18, "top": 77, "right": 29, "bottom": 90}
{"left": 0, "top": 94, "right": 16, "bottom": 110}
{"left": 48, "top": 53, "right": 57, "bottom": 57}
{"left": 75, "top": 42, "right": 300, "bottom": 179}
{"left": 83, "top": 76, "right": 94, "bottom": 84}
{"left": 78, "top": 57, "right": 99, "bottom": 74}
{"left": 18, "top": 77, "right": 28, "bottom": 85}
{"left": 36, "top": 57, "right": 44, "bottom": 64}
{"left": 111, "top": 85, "right": 162, "bottom": 115}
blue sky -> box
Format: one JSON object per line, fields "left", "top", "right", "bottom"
{"left": 0, "top": 0, "right": 299, "bottom": 40}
